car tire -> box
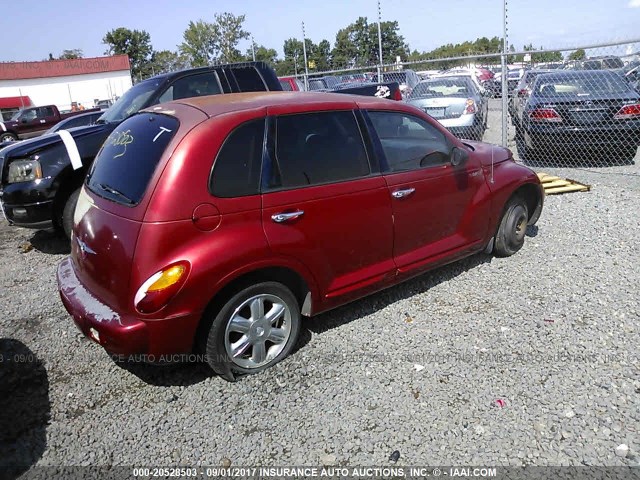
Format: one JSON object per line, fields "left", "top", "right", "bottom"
{"left": 0, "top": 132, "right": 17, "bottom": 142}
{"left": 618, "top": 146, "right": 638, "bottom": 165}
{"left": 62, "top": 188, "right": 80, "bottom": 240}
{"left": 493, "top": 195, "right": 529, "bottom": 257}
{"left": 204, "top": 282, "right": 301, "bottom": 378}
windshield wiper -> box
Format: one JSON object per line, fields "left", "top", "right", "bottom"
{"left": 97, "top": 183, "right": 135, "bottom": 204}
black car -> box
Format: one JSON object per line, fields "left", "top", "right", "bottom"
{"left": 517, "top": 70, "right": 640, "bottom": 164}
{"left": 0, "top": 62, "right": 282, "bottom": 238}
{"left": 509, "top": 69, "right": 554, "bottom": 126}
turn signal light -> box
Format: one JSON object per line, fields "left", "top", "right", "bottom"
{"left": 134, "top": 261, "right": 190, "bottom": 314}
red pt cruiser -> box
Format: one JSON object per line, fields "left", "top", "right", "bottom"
{"left": 57, "top": 92, "right": 543, "bottom": 380}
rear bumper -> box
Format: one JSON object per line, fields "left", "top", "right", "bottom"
{"left": 56, "top": 257, "right": 201, "bottom": 358}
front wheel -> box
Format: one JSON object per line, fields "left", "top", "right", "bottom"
{"left": 0, "top": 132, "right": 17, "bottom": 143}
{"left": 204, "top": 282, "right": 301, "bottom": 378}
{"left": 493, "top": 195, "right": 529, "bottom": 257}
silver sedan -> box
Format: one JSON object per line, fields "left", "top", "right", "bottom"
{"left": 407, "top": 76, "right": 488, "bottom": 141}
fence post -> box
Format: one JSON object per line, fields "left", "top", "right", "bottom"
{"left": 302, "top": 22, "right": 309, "bottom": 91}
{"left": 501, "top": 0, "right": 509, "bottom": 147}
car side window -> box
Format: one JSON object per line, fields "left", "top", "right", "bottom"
{"left": 209, "top": 118, "right": 265, "bottom": 198}
{"left": 368, "top": 111, "right": 450, "bottom": 172}
{"left": 158, "top": 73, "right": 222, "bottom": 103}
{"left": 271, "top": 111, "right": 370, "bottom": 189}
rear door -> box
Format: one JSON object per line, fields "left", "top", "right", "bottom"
{"left": 261, "top": 109, "right": 395, "bottom": 306}
{"left": 366, "top": 110, "right": 488, "bottom": 273}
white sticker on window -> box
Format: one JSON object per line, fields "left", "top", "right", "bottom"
{"left": 58, "top": 130, "right": 83, "bottom": 170}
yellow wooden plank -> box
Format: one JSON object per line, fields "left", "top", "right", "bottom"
{"left": 542, "top": 180, "right": 571, "bottom": 189}
{"left": 544, "top": 184, "right": 590, "bottom": 194}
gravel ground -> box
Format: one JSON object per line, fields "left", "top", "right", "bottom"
{"left": 1, "top": 101, "right": 640, "bottom": 474}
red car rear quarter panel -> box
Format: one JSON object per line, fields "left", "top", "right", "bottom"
{"left": 143, "top": 108, "right": 266, "bottom": 222}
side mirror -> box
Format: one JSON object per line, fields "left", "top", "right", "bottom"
{"left": 20, "top": 118, "right": 28, "bottom": 124}
{"left": 451, "top": 147, "right": 469, "bottom": 167}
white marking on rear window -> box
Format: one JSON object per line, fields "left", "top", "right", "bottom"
{"left": 58, "top": 130, "right": 83, "bottom": 170}
{"left": 153, "top": 126, "right": 172, "bottom": 142}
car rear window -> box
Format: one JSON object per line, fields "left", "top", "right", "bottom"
{"left": 86, "top": 113, "right": 179, "bottom": 206}
{"left": 534, "top": 72, "right": 631, "bottom": 96}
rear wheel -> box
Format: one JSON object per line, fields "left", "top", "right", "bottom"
{"left": 203, "top": 282, "right": 301, "bottom": 378}
{"left": 62, "top": 188, "right": 80, "bottom": 239}
{"left": 494, "top": 195, "right": 529, "bottom": 257}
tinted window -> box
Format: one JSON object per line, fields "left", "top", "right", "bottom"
{"left": 164, "top": 72, "right": 222, "bottom": 101}
{"left": 368, "top": 111, "right": 450, "bottom": 172}
{"left": 87, "top": 113, "right": 178, "bottom": 205}
{"left": 100, "top": 79, "right": 162, "bottom": 123}
{"left": 210, "top": 119, "right": 265, "bottom": 198}
{"left": 272, "top": 111, "right": 370, "bottom": 189}
{"left": 231, "top": 68, "right": 267, "bottom": 92}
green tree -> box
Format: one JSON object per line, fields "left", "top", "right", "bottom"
{"left": 179, "top": 13, "right": 250, "bottom": 66}
{"left": 179, "top": 20, "right": 216, "bottom": 67}
{"left": 213, "top": 12, "right": 250, "bottom": 63}
{"left": 279, "top": 38, "right": 305, "bottom": 75}
{"left": 150, "top": 50, "right": 190, "bottom": 74}
{"left": 568, "top": 48, "right": 586, "bottom": 61}
{"left": 245, "top": 44, "right": 278, "bottom": 65}
{"left": 331, "top": 17, "right": 411, "bottom": 68}
{"left": 103, "top": 28, "right": 153, "bottom": 80}
{"left": 59, "top": 49, "right": 83, "bottom": 59}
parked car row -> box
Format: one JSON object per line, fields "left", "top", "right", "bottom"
{"left": 510, "top": 70, "right": 640, "bottom": 164}
{"left": 1, "top": 60, "right": 544, "bottom": 380}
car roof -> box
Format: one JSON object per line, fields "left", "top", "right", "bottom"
{"left": 149, "top": 91, "right": 411, "bottom": 119}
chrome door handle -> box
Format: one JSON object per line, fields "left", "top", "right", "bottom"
{"left": 392, "top": 188, "right": 415, "bottom": 199}
{"left": 271, "top": 210, "right": 304, "bottom": 223}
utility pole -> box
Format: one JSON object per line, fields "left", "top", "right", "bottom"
{"left": 501, "top": 0, "right": 509, "bottom": 148}
{"left": 302, "top": 22, "right": 309, "bottom": 91}
{"left": 377, "top": 0, "right": 384, "bottom": 81}
{"left": 251, "top": 35, "right": 256, "bottom": 62}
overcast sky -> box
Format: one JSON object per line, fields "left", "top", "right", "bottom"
{"left": 3, "top": 0, "right": 639, "bottom": 62}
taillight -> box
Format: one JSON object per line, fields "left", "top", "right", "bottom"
{"left": 392, "top": 88, "right": 403, "bottom": 101}
{"left": 134, "top": 261, "right": 190, "bottom": 314}
{"left": 529, "top": 108, "right": 562, "bottom": 123}
{"left": 614, "top": 104, "right": 640, "bottom": 119}
{"left": 464, "top": 99, "right": 477, "bottom": 114}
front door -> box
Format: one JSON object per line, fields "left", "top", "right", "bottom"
{"left": 366, "top": 110, "right": 488, "bottom": 273}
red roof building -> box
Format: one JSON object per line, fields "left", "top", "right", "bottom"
{"left": 0, "top": 55, "right": 132, "bottom": 116}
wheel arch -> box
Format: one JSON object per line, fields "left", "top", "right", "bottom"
{"left": 193, "top": 263, "right": 317, "bottom": 353}
{"left": 511, "top": 182, "right": 543, "bottom": 225}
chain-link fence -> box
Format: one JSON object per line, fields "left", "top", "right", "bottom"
{"left": 292, "top": 39, "right": 640, "bottom": 168}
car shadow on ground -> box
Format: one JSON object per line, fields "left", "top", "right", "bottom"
{"left": 113, "top": 252, "right": 506, "bottom": 385}
{"left": 298, "top": 252, "right": 494, "bottom": 341}
{"left": 28, "top": 229, "right": 70, "bottom": 255}
{"left": 0, "top": 338, "right": 50, "bottom": 478}
{"left": 112, "top": 356, "right": 214, "bottom": 387}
